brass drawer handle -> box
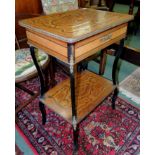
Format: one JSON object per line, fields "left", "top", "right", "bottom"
{"left": 100, "top": 34, "right": 112, "bottom": 42}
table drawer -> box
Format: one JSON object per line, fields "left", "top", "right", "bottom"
{"left": 75, "top": 24, "right": 127, "bottom": 62}
{"left": 26, "top": 30, "right": 69, "bottom": 63}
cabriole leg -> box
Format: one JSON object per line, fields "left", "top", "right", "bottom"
{"left": 30, "top": 46, "right": 47, "bottom": 125}
{"left": 112, "top": 39, "right": 124, "bottom": 109}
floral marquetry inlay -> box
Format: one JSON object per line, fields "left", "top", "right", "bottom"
{"left": 19, "top": 8, "right": 133, "bottom": 43}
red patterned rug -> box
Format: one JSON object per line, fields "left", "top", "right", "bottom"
{"left": 16, "top": 68, "right": 140, "bottom": 155}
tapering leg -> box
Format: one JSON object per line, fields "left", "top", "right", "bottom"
{"left": 30, "top": 46, "right": 46, "bottom": 125}
{"left": 112, "top": 87, "right": 118, "bottom": 109}
{"left": 112, "top": 39, "right": 124, "bottom": 109}
{"left": 39, "top": 101, "right": 46, "bottom": 125}
{"left": 73, "top": 124, "right": 79, "bottom": 153}
{"left": 70, "top": 64, "right": 78, "bottom": 151}
{"left": 68, "top": 43, "right": 78, "bottom": 153}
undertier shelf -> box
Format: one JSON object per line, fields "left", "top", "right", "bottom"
{"left": 40, "top": 70, "right": 115, "bottom": 124}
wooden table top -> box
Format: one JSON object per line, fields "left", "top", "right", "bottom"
{"left": 19, "top": 8, "right": 133, "bottom": 43}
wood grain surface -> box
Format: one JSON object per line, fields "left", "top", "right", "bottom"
{"left": 19, "top": 8, "right": 133, "bottom": 43}
{"left": 40, "top": 70, "right": 115, "bottom": 124}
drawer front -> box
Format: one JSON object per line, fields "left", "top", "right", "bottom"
{"left": 75, "top": 24, "right": 127, "bottom": 60}
{"left": 26, "top": 30, "right": 69, "bottom": 63}
{"left": 26, "top": 31, "right": 68, "bottom": 55}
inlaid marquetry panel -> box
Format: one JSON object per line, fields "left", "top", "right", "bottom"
{"left": 19, "top": 8, "right": 133, "bottom": 43}
{"left": 40, "top": 71, "right": 115, "bottom": 124}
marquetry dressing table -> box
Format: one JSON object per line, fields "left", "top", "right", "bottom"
{"left": 19, "top": 8, "right": 133, "bottom": 153}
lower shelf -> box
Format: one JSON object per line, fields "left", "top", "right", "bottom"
{"left": 40, "top": 70, "right": 115, "bottom": 124}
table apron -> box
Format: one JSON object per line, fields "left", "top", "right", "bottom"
{"left": 26, "top": 24, "right": 127, "bottom": 64}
